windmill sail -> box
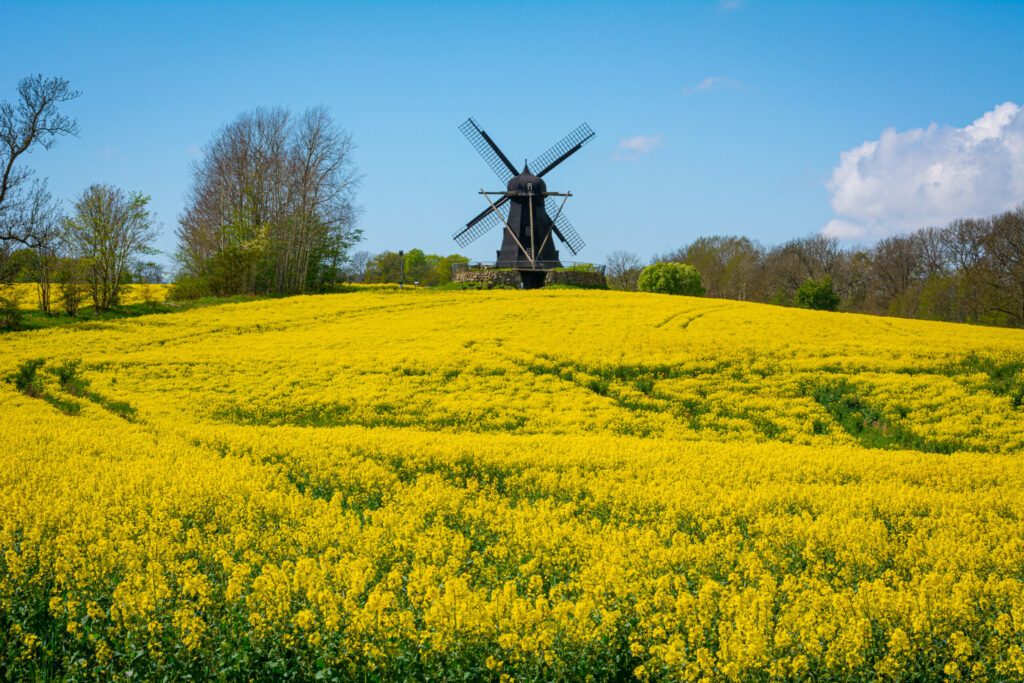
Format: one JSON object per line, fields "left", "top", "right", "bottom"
{"left": 459, "top": 118, "right": 517, "bottom": 182}
{"left": 453, "top": 201, "right": 509, "bottom": 248}
{"left": 531, "top": 123, "right": 595, "bottom": 178}
{"left": 546, "top": 199, "right": 585, "bottom": 255}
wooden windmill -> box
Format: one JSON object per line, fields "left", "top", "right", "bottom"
{"left": 454, "top": 118, "right": 595, "bottom": 288}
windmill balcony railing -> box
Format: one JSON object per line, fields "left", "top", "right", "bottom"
{"left": 452, "top": 261, "right": 606, "bottom": 276}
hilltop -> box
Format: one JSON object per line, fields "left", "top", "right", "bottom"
{"left": 4, "top": 288, "right": 1020, "bottom": 452}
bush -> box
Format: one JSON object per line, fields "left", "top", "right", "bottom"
{"left": 168, "top": 275, "right": 211, "bottom": 301}
{"left": 0, "top": 293, "right": 24, "bottom": 330}
{"left": 796, "top": 276, "right": 840, "bottom": 311}
{"left": 10, "top": 359, "right": 45, "bottom": 397}
{"left": 637, "top": 262, "right": 704, "bottom": 296}
{"left": 51, "top": 359, "right": 87, "bottom": 396}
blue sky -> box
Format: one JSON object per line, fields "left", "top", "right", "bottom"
{"left": 3, "top": 0, "right": 1023, "bottom": 268}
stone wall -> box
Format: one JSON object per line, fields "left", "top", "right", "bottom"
{"left": 452, "top": 268, "right": 607, "bottom": 289}
{"left": 452, "top": 269, "right": 522, "bottom": 287}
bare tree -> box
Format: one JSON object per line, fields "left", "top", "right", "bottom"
{"left": 665, "top": 236, "right": 764, "bottom": 300}
{"left": 176, "top": 106, "right": 361, "bottom": 296}
{"left": 605, "top": 250, "right": 643, "bottom": 291}
{"left": 343, "top": 249, "right": 372, "bottom": 283}
{"left": 175, "top": 108, "right": 289, "bottom": 294}
{"left": 15, "top": 181, "right": 64, "bottom": 312}
{"left": 943, "top": 218, "right": 990, "bottom": 322}
{"left": 984, "top": 208, "right": 1024, "bottom": 325}
{"left": 759, "top": 235, "right": 851, "bottom": 305}
{"left": 133, "top": 260, "right": 165, "bottom": 284}
{"left": 64, "top": 185, "right": 158, "bottom": 311}
{"left": 869, "top": 235, "right": 922, "bottom": 314}
{"left": 0, "top": 75, "right": 79, "bottom": 247}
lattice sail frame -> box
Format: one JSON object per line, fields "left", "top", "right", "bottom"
{"left": 531, "top": 123, "right": 595, "bottom": 178}
{"left": 454, "top": 201, "right": 509, "bottom": 249}
{"left": 458, "top": 118, "right": 515, "bottom": 183}
{"left": 546, "top": 198, "right": 585, "bottom": 255}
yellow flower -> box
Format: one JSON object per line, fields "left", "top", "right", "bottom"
{"left": 1, "top": 288, "right": 1023, "bottom": 678}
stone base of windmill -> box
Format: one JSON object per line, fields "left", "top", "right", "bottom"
{"left": 452, "top": 267, "right": 607, "bottom": 289}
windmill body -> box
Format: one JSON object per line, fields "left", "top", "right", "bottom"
{"left": 454, "top": 118, "right": 595, "bottom": 288}
{"left": 497, "top": 163, "right": 560, "bottom": 270}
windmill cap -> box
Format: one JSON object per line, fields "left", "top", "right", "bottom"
{"left": 507, "top": 163, "right": 546, "bottom": 193}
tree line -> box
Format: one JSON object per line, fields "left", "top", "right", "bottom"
{"left": 606, "top": 208, "right": 1024, "bottom": 327}
{"left": 5, "top": 73, "right": 1022, "bottom": 330}
{"left": 0, "top": 76, "right": 373, "bottom": 329}
{"left": 341, "top": 249, "right": 469, "bottom": 286}
{"left": 0, "top": 73, "right": 461, "bottom": 330}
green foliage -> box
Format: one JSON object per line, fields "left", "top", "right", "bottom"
{"left": 366, "top": 250, "right": 404, "bottom": 284}
{"left": 50, "top": 359, "right": 87, "bottom": 396}
{"left": 307, "top": 225, "right": 364, "bottom": 292}
{"left": 2, "top": 248, "right": 37, "bottom": 282}
{"left": 637, "top": 262, "right": 704, "bottom": 296}
{"left": 434, "top": 253, "right": 470, "bottom": 285}
{"left": 6, "top": 357, "right": 79, "bottom": 416}
{"left": 955, "top": 353, "right": 1024, "bottom": 408}
{"left": 203, "top": 218, "right": 270, "bottom": 296}
{"left": 810, "top": 379, "right": 959, "bottom": 453}
{"left": 402, "top": 248, "right": 429, "bottom": 282}
{"left": 769, "top": 288, "right": 791, "bottom": 307}
{"left": 10, "top": 356, "right": 135, "bottom": 420}
{"left": 9, "top": 359, "right": 45, "bottom": 397}
{"left": 3, "top": 296, "right": 264, "bottom": 334}
{"left": 795, "top": 276, "right": 840, "bottom": 311}
{"left": 167, "top": 274, "right": 212, "bottom": 301}
{"left": 0, "top": 291, "right": 25, "bottom": 330}
{"left": 554, "top": 263, "right": 602, "bottom": 273}
{"left": 674, "top": 235, "right": 761, "bottom": 300}
{"left": 366, "top": 250, "right": 470, "bottom": 286}
{"left": 55, "top": 257, "right": 89, "bottom": 317}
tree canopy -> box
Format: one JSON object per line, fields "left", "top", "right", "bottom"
{"left": 637, "top": 262, "right": 705, "bottom": 296}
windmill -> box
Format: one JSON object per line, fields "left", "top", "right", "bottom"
{"left": 454, "top": 118, "right": 595, "bottom": 288}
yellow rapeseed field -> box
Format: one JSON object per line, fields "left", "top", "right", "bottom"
{"left": 7, "top": 283, "right": 171, "bottom": 310}
{"left": 1, "top": 289, "right": 1023, "bottom": 681}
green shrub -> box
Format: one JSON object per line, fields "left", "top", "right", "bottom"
{"left": 637, "top": 262, "right": 704, "bottom": 296}
{"left": 795, "top": 276, "right": 840, "bottom": 311}
{"left": 51, "top": 359, "right": 88, "bottom": 396}
{"left": 10, "top": 359, "right": 45, "bottom": 397}
{"left": 168, "top": 275, "right": 211, "bottom": 301}
{"left": 0, "top": 292, "right": 25, "bottom": 330}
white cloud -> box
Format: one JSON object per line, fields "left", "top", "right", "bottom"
{"left": 821, "top": 219, "right": 868, "bottom": 240}
{"left": 683, "top": 76, "right": 742, "bottom": 95}
{"left": 615, "top": 135, "right": 661, "bottom": 161}
{"left": 824, "top": 101, "right": 1024, "bottom": 240}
